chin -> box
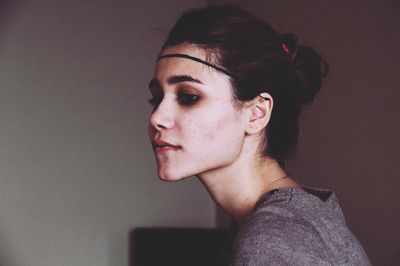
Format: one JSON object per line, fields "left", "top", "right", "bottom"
{"left": 157, "top": 169, "right": 189, "bottom": 182}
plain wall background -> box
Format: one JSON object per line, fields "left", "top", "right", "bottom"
{"left": 210, "top": 0, "right": 400, "bottom": 265}
{"left": 1, "top": 0, "right": 399, "bottom": 265}
{"left": 0, "top": 1, "right": 214, "bottom": 266}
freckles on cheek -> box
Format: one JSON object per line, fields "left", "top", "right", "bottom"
{"left": 204, "top": 112, "right": 234, "bottom": 142}
{"left": 203, "top": 122, "right": 229, "bottom": 145}
{"left": 183, "top": 107, "right": 235, "bottom": 145}
{"left": 186, "top": 120, "right": 216, "bottom": 144}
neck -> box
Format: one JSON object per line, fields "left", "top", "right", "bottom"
{"left": 198, "top": 152, "right": 298, "bottom": 227}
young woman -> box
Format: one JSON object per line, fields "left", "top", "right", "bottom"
{"left": 147, "top": 5, "right": 371, "bottom": 265}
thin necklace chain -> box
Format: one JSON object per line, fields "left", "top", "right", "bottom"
{"left": 262, "top": 175, "right": 289, "bottom": 195}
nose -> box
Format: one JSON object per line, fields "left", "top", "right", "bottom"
{"left": 149, "top": 98, "right": 175, "bottom": 131}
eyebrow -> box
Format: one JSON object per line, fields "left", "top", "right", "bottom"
{"left": 148, "top": 75, "right": 203, "bottom": 89}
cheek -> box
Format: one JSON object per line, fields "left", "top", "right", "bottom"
{"left": 182, "top": 110, "right": 243, "bottom": 150}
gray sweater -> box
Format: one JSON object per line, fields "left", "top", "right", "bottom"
{"left": 231, "top": 187, "right": 371, "bottom": 265}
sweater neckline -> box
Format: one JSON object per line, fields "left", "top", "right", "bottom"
{"left": 256, "top": 186, "right": 335, "bottom": 209}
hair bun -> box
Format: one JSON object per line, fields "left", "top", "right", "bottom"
{"left": 162, "top": 4, "right": 329, "bottom": 165}
{"left": 279, "top": 33, "right": 298, "bottom": 59}
{"left": 292, "top": 45, "right": 329, "bottom": 105}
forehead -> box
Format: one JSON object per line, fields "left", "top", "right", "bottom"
{"left": 158, "top": 43, "right": 216, "bottom": 66}
{"left": 154, "top": 44, "right": 231, "bottom": 91}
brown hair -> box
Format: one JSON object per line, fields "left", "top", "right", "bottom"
{"left": 161, "top": 5, "right": 328, "bottom": 166}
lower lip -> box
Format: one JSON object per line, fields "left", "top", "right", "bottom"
{"left": 155, "top": 145, "right": 181, "bottom": 152}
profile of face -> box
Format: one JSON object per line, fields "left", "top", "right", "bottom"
{"left": 148, "top": 44, "right": 248, "bottom": 181}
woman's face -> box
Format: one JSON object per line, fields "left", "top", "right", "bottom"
{"left": 148, "top": 44, "right": 247, "bottom": 181}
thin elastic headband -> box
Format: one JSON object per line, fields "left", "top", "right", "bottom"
{"left": 157, "top": 53, "right": 269, "bottom": 101}
{"left": 156, "top": 53, "right": 233, "bottom": 77}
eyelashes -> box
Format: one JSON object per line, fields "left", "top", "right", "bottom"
{"left": 177, "top": 92, "right": 199, "bottom": 105}
{"left": 147, "top": 96, "right": 162, "bottom": 107}
{"left": 148, "top": 92, "right": 200, "bottom": 108}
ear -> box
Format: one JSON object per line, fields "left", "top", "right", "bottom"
{"left": 245, "top": 93, "right": 273, "bottom": 135}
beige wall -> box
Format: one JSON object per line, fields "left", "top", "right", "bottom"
{"left": 209, "top": 0, "right": 400, "bottom": 265}
{"left": 0, "top": 1, "right": 213, "bottom": 265}
{"left": 2, "top": 0, "right": 399, "bottom": 265}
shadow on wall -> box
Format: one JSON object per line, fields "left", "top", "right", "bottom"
{"left": 0, "top": 2, "right": 25, "bottom": 266}
{"left": 0, "top": 0, "right": 26, "bottom": 55}
{"left": 0, "top": 222, "right": 20, "bottom": 266}
{"left": 0, "top": 0, "right": 24, "bottom": 34}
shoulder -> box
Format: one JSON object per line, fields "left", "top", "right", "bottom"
{"left": 231, "top": 201, "right": 331, "bottom": 265}
{"left": 230, "top": 187, "right": 371, "bottom": 266}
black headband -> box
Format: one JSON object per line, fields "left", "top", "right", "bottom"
{"left": 156, "top": 53, "right": 233, "bottom": 77}
{"left": 156, "top": 53, "right": 269, "bottom": 101}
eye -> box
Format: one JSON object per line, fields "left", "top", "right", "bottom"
{"left": 148, "top": 95, "right": 163, "bottom": 108}
{"left": 178, "top": 92, "right": 199, "bottom": 106}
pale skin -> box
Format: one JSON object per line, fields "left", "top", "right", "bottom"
{"left": 148, "top": 43, "right": 301, "bottom": 227}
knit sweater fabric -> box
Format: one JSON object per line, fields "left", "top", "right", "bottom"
{"left": 231, "top": 187, "right": 371, "bottom": 265}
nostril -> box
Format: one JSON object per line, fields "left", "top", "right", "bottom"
{"left": 156, "top": 123, "right": 167, "bottom": 130}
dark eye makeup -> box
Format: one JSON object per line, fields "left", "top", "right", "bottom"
{"left": 177, "top": 91, "right": 199, "bottom": 106}
{"left": 148, "top": 85, "right": 201, "bottom": 108}
{"left": 148, "top": 93, "right": 199, "bottom": 107}
{"left": 148, "top": 93, "right": 163, "bottom": 107}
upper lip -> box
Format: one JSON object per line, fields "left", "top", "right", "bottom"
{"left": 151, "top": 139, "right": 180, "bottom": 149}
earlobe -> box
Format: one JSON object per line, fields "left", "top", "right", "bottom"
{"left": 245, "top": 93, "right": 273, "bottom": 135}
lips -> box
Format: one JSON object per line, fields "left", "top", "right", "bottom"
{"left": 151, "top": 139, "right": 181, "bottom": 152}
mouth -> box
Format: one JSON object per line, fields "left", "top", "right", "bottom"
{"left": 152, "top": 140, "right": 181, "bottom": 152}
{"left": 154, "top": 144, "right": 181, "bottom": 151}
